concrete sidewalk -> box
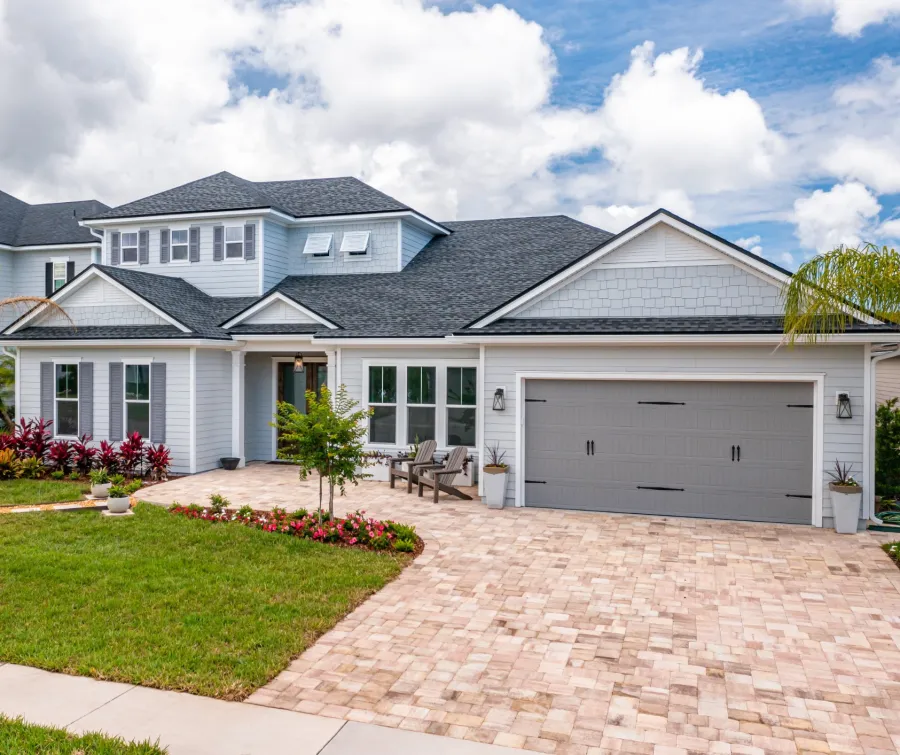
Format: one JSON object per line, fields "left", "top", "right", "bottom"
{"left": 0, "top": 664, "right": 521, "bottom": 755}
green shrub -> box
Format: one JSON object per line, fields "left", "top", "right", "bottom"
{"left": 0, "top": 449, "right": 21, "bottom": 480}
{"left": 393, "top": 537, "right": 416, "bottom": 553}
{"left": 385, "top": 521, "right": 417, "bottom": 540}
{"left": 49, "top": 470, "right": 65, "bottom": 481}
{"left": 237, "top": 504, "right": 254, "bottom": 519}
{"left": 876, "top": 398, "right": 900, "bottom": 498}
{"left": 370, "top": 534, "right": 391, "bottom": 550}
{"left": 68, "top": 471, "right": 80, "bottom": 482}
{"left": 89, "top": 468, "right": 110, "bottom": 485}
{"left": 18, "top": 457, "right": 44, "bottom": 480}
{"left": 209, "top": 493, "right": 230, "bottom": 514}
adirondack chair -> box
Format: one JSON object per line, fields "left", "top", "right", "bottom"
{"left": 416, "top": 446, "right": 473, "bottom": 503}
{"left": 389, "top": 439, "right": 437, "bottom": 494}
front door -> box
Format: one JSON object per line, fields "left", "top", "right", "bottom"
{"left": 276, "top": 361, "right": 327, "bottom": 451}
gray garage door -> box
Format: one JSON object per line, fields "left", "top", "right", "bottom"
{"left": 524, "top": 380, "right": 814, "bottom": 524}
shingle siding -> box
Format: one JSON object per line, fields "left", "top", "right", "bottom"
{"left": 263, "top": 219, "right": 289, "bottom": 291}
{"left": 195, "top": 349, "right": 233, "bottom": 471}
{"left": 400, "top": 221, "right": 433, "bottom": 268}
{"left": 244, "top": 299, "right": 318, "bottom": 325}
{"left": 287, "top": 219, "right": 399, "bottom": 276}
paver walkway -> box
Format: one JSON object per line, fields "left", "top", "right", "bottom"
{"left": 144, "top": 465, "right": 900, "bottom": 755}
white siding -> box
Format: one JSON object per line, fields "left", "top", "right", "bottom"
{"left": 599, "top": 226, "right": 722, "bottom": 266}
{"left": 12, "top": 247, "right": 95, "bottom": 299}
{"left": 17, "top": 346, "right": 193, "bottom": 475}
{"left": 876, "top": 356, "right": 900, "bottom": 405}
{"left": 263, "top": 219, "right": 289, "bottom": 292}
{"left": 483, "top": 343, "right": 866, "bottom": 522}
{"left": 286, "top": 219, "right": 399, "bottom": 275}
{"left": 244, "top": 299, "right": 318, "bottom": 325}
{"left": 36, "top": 278, "right": 168, "bottom": 327}
{"left": 400, "top": 221, "right": 434, "bottom": 268}
{"left": 195, "top": 349, "right": 233, "bottom": 471}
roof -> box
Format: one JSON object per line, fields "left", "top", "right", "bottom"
{"left": 85, "top": 171, "right": 412, "bottom": 221}
{"left": 0, "top": 190, "right": 107, "bottom": 247}
{"left": 9, "top": 325, "right": 190, "bottom": 340}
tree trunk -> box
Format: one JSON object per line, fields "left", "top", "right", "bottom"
{"left": 318, "top": 472, "right": 323, "bottom": 526}
{"left": 328, "top": 478, "right": 335, "bottom": 519}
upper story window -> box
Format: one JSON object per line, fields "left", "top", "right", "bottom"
{"left": 303, "top": 233, "right": 333, "bottom": 258}
{"left": 171, "top": 230, "right": 189, "bottom": 262}
{"left": 51, "top": 262, "right": 67, "bottom": 292}
{"left": 121, "top": 232, "right": 139, "bottom": 264}
{"left": 225, "top": 226, "right": 244, "bottom": 259}
{"left": 340, "top": 231, "right": 370, "bottom": 257}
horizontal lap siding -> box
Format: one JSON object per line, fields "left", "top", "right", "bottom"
{"left": 17, "top": 347, "right": 193, "bottom": 475}
{"left": 0, "top": 249, "right": 14, "bottom": 328}
{"left": 483, "top": 344, "right": 865, "bottom": 520}
{"left": 876, "top": 356, "right": 900, "bottom": 405}
{"left": 195, "top": 350, "right": 233, "bottom": 472}
{"left": 263, "top": 220, "right": 289, "bottom": 292}
{"left": 400, "top": 222, "right": 434, "bottom": 268}
{"left": 244, "top": 352, "right": 276, "bottom": 461}
{"left": 11, "top": 248, "right": 94, "bottom": 299}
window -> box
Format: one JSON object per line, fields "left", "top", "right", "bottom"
{"left": 52, "top": 262, "right": 67, "bottom": 292}
{"left": 55, "top": 364, "right": 78, "bottom": 437}
{"left": 368, "top": 366, "right": 397, "bottom": 444}
{"left": 225, "top": 226, "right": 244, "bottom": 259}
{"left": 121, "top": 232, "right": 138, "bottom": 264}
{"left": 447, "top": 367, "right": 477, "bottom": 447}
{"left": 303, "top": 233, "right": 333, "bottom": 258}
{"left": 125, "top": 364, "right": 151, "bottom": 437}
{"left": 406, "top": 366, "right": 436, "bottom": 444}
{"left": 340, "top": 231, "right": 370, "bottom": 257}
{"left": 171, "top": 230, "right": 189, "bottom": 261}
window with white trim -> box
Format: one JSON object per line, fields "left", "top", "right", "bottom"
{"left": 125, "top": 364, "right": 151, "bottom": 437}
{"left": 368, "top": 366, "right": 397, "bottom": 444}
{"left": 406, "top": 366, "right": 436, "bottom": 444}
{"left": 121, "top": 232, "right": 139, "bottom": 264}
{"left": 225, "top": 226, "right": 244, "bottom": 259}
{"left": 340, "top": 231, "right": 370, "bottom": 257}
{"left": 303, "top": 233, "right": 333, "bottom": 258}
{"left": 171, "top": 230, "right": 189, "bottom": 262}
{"left": 446, "top": 367, "right": 476, "bottom": 447}
{"left": 51, "top": 261, "right": 68, "bottom": 292}
{"left": 55, "top": 364, "right": 78, "bottom": 437}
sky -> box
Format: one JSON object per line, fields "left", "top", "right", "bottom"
{"left": 0, "top": 0, "right": 898, "bottom": 270}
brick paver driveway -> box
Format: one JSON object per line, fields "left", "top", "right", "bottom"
{"left": 144, "top": 465, "right": 900, "bottom": 754}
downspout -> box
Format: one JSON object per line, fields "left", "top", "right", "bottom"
{"left": 867, "top": 343, "right": 900, "bottom": 521}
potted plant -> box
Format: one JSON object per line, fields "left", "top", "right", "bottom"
{"left": 482, "top": 443, "right": 508, "bottom": 509}
{"left": 220, "top": 457, "right": 240, "bottom": 471}
{"left": 357, "top": 450, "right": 392, "bottom": 482}
{"left": 89, "top": 468, "right": 111, "bottom": 498}
{"left": 828, "top": 460, "right": 862, "bottom": 534}
{"left": 106, "top": 482, "right": 131, "bottom": 514}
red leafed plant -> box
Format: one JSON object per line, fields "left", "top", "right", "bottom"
{"left": 97, "top": 440, "right": 120, "bottom": 474}
{"left": 0, "top": 433, "right": 14, "bottom": 452}
{"left": 15, "top": 418, "right": 53, "bottom": 460}
{"left": 46, "top": 439, "right": 72, "bottom": 472}
{"left": 145, "top": 443, "right": 171, "bottom": 481}
{"left": 71, "top": 434, "right": 97, "bottom": 476}
{"left": 118, "top": 432, "right": 145, "bottom": 478}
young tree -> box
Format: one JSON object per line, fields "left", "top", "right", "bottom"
{"left": 272, "top": 385, "right": 372, "bottom": 522}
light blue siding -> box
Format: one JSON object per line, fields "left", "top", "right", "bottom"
{"left": 263, "top": 219, "right": 289, "bottom": 292}
{"left": 286, "top": 219, "right": 398, "bottom": 276}
{"left": 244, "top": 352, "right": 276, "bottom": 461}
{"left": 195, "top": 349, "right": 233, "bottom": 471}
{"left": 0, "top": 249, "right": 14, "bottom": 329}
{"left": 12, "top": 247, "right": 95, "bottom": 299}
{"left": 400, "top": 221, "right": 434, "bottom": 268}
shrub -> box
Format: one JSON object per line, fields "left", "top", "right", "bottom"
{"left": 145, "top": 444, "right": 172, "bottom": 480}
{"left": 385, "top": 521, "right": 417, "bottom": 541}
{"left": 118, "top": 432, "right": 145, "bottom": 477}
{"left": 49, "top": 470, "right": 65, "bottom": 481}
{"left": 97, "top": 441, "right": 120, "bottom": 474}
{"left": 109, "top": 473, "right": 126, "bottom": 487}
{"left": 14, "top": 418, "right": 53, "bottom": 460}
{"left": 46, "top": 440, "right": 72, "bottom": 473}
{"left": 209, "top": 493, "right": 230, "bottom": 514}
{"left": 876, "top": 398, "right": 900, "bottom": 498}
{"left": 0, "top": 448, "right": 22, "bottom": 480}
{"left": 68, "top": 471, "right": 80, "bottom": 481}
{"left": 393, "top": 537, "right": 416, "bottom": 553}
{"left": 90, "top": 468, "right": 110, "bottom": 485}
{"left": 71, "top": 435, "right": 97, "bottom": 475}
{"left": 18, "top": 456, "right": 44, "bottom": 479}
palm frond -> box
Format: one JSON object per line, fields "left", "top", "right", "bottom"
{"left": 0, "top": 296, "right": 73, "bottom": 327}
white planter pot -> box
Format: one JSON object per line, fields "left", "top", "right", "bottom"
{"left": 358, "top": 461, "right": 390, "bottom": 482}
{"left": 107, "top": 496, "right": 131, "bottom": 514}
{"left": 830, "top": 484, "right": 861, "bottom": 534}
{"left": 91, "top": 483, "right": 110, "bottom": 499}
{"left": 455, "top": 463, "right": 475, "bottom": 487}
{"left": 483, "top": 468, "right": 508, "bottom": 509}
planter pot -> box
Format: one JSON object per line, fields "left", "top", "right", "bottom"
{"left": 455, "top": 463, "right": 475, "bottom": 487}
{"left": 91, "top": 483, "right": 111, "bottom": 499}
{"left": 483, "top": 467, "right": 508, "bottom": 509}
{"left": 106, "top": 496, "right": 131, "bottom": 514}
{"left": 357, "top": 460, "right": 391, "bottom": 482}
{"left": 220, "top": 457, "right": 240, "bottom": 471}
{"left": 830, "top": 482, "right": 862, "bottom": 534}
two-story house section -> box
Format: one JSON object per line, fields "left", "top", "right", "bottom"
{"left": 0, "top": 189, "right": 108, "bottom": 328}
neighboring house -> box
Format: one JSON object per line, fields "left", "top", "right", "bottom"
{"left": 1, "top": 171, "right": 895, "bottom": 529}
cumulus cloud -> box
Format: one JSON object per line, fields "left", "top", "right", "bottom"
{"left": 794, "top": 0, "right": 900, "bottom": 36}
{"left": 577, "top": 190, "right": 696, "bottom": 233}
{"left": 735, "top": 235, "right": 763, "bottom": 255}
{"left": 881, "top": 219, "right": 900, "bottom": 240}
{"left": 822, "top": 137, "right": 900, "bottom": 194}
{"left": 793, "top": 182, "right": 881, "bottom": 251}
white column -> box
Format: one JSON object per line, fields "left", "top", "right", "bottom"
{"left": 231, "top": 350, "right": 246, "bottom": 467}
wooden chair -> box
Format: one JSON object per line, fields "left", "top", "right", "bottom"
{"left": 417, "top": 446, "right": 473, "bottom": 503}
{"left": 389, "top": 439, "right": 437, "bottom": 494}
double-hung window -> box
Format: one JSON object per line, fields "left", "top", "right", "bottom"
{"left": 125, "top": 364, "right": 151, "bottom": 437}
{"left": 171, "top": 230, "right": 189, "bottom": 262}
{"left": 446, "top": 367, "right": 476, "bottom": 447}
{"left": 55, "top": 364, "right": 79, "bottom": 437}
{"left": 51, "top": 261, "right": 68, "bottom": 292}
{"left": 406, "top": 366, "right": 436, "bottom": 444}
{"left": 224, "top": 227, "right": 244, "bottom": 259}
{"left": 368, "top": 366, "right": 397, "bottom": 444}
{"left": 121, "top": 232, "right": 139, "bottom": 264}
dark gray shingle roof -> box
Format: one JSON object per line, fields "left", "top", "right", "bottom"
{"left": 86, "top": 172, "right": 411, "bottom": 221}
{"left": 0, "top": 190, "right": 108, "bottom": 247}
{"left": 10, "top": 325, "right": 189, "bottom": 340}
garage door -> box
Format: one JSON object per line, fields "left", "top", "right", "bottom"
{"left": 524, "top": 380, "right": 814, "bottom": 524}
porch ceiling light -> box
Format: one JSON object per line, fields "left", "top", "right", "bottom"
{"left": 293, "top": 354, "right": 304, "bottom": 373}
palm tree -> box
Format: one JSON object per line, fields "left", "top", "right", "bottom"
{"left": 782, "top": 243, "right": 900, "bottom": 344}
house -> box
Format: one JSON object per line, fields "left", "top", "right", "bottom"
{"left": 1, "top": 171, "right": 895, "bottom": 528}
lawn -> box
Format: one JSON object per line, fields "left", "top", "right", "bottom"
{"left": 0, "top": 479, "right": 89, "bottom": 507}
{"left": 0, "top": 503, "right": 408, "bottom": 699}
{"left": 0, "top": 716, "right": 165, "bottom": 754}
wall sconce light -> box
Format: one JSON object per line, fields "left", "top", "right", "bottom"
{"left": 492, "top": 387, "right": 506, "bottom": 411}
{"left": 293, "top": 354, "right": 304, "bottom": 373}
{"left": 836, "top": 391, "right": 852, "bottom": 419}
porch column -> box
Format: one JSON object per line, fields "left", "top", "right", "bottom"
{"left": 231, "top": 350, "right": 245, "bottom": 467}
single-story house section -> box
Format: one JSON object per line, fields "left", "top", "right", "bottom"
{"left": 2, "top": 171, "right": 896, "bottom": 529}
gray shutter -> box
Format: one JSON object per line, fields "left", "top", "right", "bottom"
{"left": 45, "top": 263, "right": 53, "bottom": 297}
{"left": 111, "top": 232, "right": 121, "bottom": 266}
{"left": 66, "top": 261, "right": 75, "bottom": 282}
{"left": 151, "top": 363, "right": 166, "bottom": 443}
{"left": 138, "top": 230, "right": 150, "bottom": 265}
{"left": 244, "top": 223, "right": 256, "bottom": 260}
{"left": 79, "top": 362, "right": 93, "bottom": 438}
{"left": 40, "top": 362, "right": 54, "bottom": 423}
{"left": 160, "top": 229, "right": 170, "bottom": 264}
{"left": 109, "top": 362, "right": 123, "bottom": 442}
{"left": 213, "top": 225, "right": 223, "bottom": 261}
{"left": 189, "top": 226, "right": 201, "bottom": 263}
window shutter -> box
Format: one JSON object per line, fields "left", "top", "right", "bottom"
{"left": 79, "top": 362, "right": 93, "bottom": 438}
{"left": 244, "top": 223, "right": 256, "bottom": 260}
{"left": 213, "top": 225, "right": 223, "bottom": 261}
{"left": 66, "top": 261, "right": 75, "bottom": 282}
{"left": 44, "top": 263, "right": 53, "bottom": 297}
{"left": 160, "top": 229, "right": 170, "bottom": 264}
{"left": 138, "top": 230, "right": 150, "bottom": 265}
{"left": 109, "top": 362, "right": 123, "bottom": 442}
{"left": 40, "top": 362, "right": 54, "bottom": 423}
{"left": 111, "top": 232, "right": 121, "bottom": 266}
{"left": 150, "top": 363, "right": 166, "bottom": 443}
{"left": 189, "top": 226, "right": 201, "bottom": 263}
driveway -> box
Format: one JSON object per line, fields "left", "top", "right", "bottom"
{"left": 143, "top": 465, "right": 900, "bottom": 754}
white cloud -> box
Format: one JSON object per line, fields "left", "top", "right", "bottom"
{"left": 881, "top": 219, "right": 900, "bottom": 240}
{"left": 822, "top": 137, "right": 900, "bottom": 194}
{"left": 777, "top": 252, "right": 795, "bottom": 267}
{"left": 735, "top": 235, "right": 763, "bottom": 255}
{"left": 577, "top": 189, "right": 696, "bottom": 233}
{"left": 793, "top": 182, "right": 881, "bottom": 251}
{"left": 794, "top": 0, "right": 900, "bottom": 36}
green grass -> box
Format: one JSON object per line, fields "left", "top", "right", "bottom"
{"left": 0, "top": 715, "right": 165, "bottom": 754}
{"left": 0, "top": 479, "right": 89, "bottom": 507}
{"left": 0, "top": 503, "right": 407, "bottom": 699}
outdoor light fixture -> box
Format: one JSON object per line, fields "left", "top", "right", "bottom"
{"left": 836, "top": 391, "right": 852, "bottom": 419}
{"left": 293, "top": 354, "right": 304, "bottom": 373}
{"left": 492, "top": 387, "right": 506, "bottom": 411}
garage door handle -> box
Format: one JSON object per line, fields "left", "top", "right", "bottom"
{"left": 737, "top": 445, "right": 741, "bottom": 462}
{"left": 586, "top": 440, "right": 590, "bottom": 456}
{"left": 590, "top": 440, "right": 594, "bottom": 455}
{"left": 732, "top": 445, "right": 735, "bottom": 462}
